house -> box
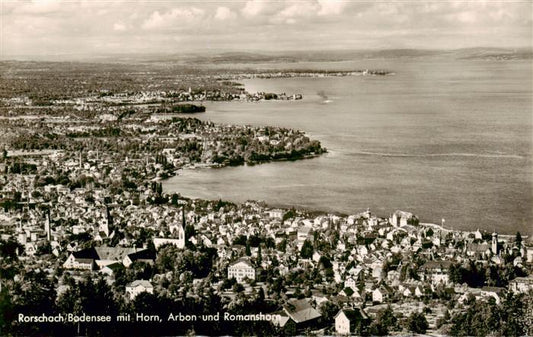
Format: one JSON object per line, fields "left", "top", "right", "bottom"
{"left": 63, "top": 246, "right": 154, "bottom": 270}
{"left": 123, "top": 249, "right": 156, "bottom": 267}
{"left": 93, "top": 247, "right": 139, "bottom": 269}
{"left": 372, "top": 285, "right": 392, "bottom": 303}
{"left": 389, "top": 210, "right": 414, "bottom": 227}
{"left": 335, "top": 308, "right": 370, "bottom": 335}
{"left": 126, "top": 280, "right": 154, "bottom": 300}
{"left": 271, "top": 312, "right": 291, "bottom": 328}
{"left": 465, "top": 242, "right": 491, "bottom": 258}
{"left": 63, "top": 248, "right": 99, "bottom": 270}
{"left": 24, "top": 242, "right": 38, "bottom": 256}
{"left": 344, "top": 277, "right": 356, "bottom": 290}
{"left": 100, "top": 262, "right": 124, "bottom": 276}
{"left": 153, "top": 237, "right": 185, "bottom": 250}
{"left": 399, "top": 284, "right": 424, "bottom": 298}
{"left": 418, "top": 261, "right": 451, "bottom": 285}
{"left": 525, "top": 246, "right": 533, "bottom": 263}
{"left": 509, "top": 275, "right": 533, "bottom": 293}
{"left": 283, "top": 298, "right": 321, "bottom": 329}
{"left": 228, "top": 258, "right": 255, "bottom": 283}
{"left": 267, "top": 209, "right": 283, "bottom": 219}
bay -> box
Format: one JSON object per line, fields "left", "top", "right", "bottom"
{"left": 164, "top": 58, "right": 533, "bottom": 234}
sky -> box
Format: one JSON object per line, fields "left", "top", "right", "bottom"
{"left": 1, "top": 0, "right": 532, "bottom": 58}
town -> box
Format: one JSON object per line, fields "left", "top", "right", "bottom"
{"left": 0, "top": 61, "right": 532, "bottom": 337}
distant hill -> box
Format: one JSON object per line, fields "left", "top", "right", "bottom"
{"left": 2, "top": 47, "right": 531, "bottom": 64}
{"left": 183, "top": 48, "right": 532, "bottom": 63}
{"left": 451, "top": 47, "right": 533, "bottom": 60}
{"left": 279, "top": 48, "right": 532, "bottom": 61}
{"left": 183, "top": 52, "right": 298, "bottom": 64}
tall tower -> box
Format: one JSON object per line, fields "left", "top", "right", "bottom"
{"left": 99, "top": 206, "right": 111, "bottom": 237}
{"left": 169, "top": 203, "right": 186, "bottom": 249}
{"left": 492, "top": 232, "right": 499, "bottom": 255}
{"left": 182, "top": 204, "right": 186, "bottom": 229}
{"left": 44, "top": 212, "right": 51, "bottom": 241}
{"left": 178, "top": 204, "right": 186, "bottom": 246}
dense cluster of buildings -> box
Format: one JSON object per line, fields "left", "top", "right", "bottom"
{"left": 1, "top": 158, "right": 532, "bottom": 334}
{"left": 0, "top": 62, "right": 531, "bottom": 336}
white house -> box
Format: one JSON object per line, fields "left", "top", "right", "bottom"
{"left": 390, "top": 210, "right": 414, "bottom": 227}
{"left": 228, "top": 258, "right": 255, "bottom": 283}
{"left": 372, "top": 286, "right": 392, "bottom": 303}
{"left": 126, "top": 280, "right": 154, "bottom": 300}
{"left": 63, "top": 248, "right": 99, "bottom": 270}
{"left": 335, "top": 308, "right": 369, "bottom": 335}
{"left": 509, "top": 275, "right": 533, "bottom": 293}
{"left": 153, "top": 237, "right": 185, "bottom": 250}
{"left": 418, "top": 261, "right": 451, "bottom": 285}
{"left": 267, "top": 209, "right": 283, "bottom": 219}
{"left": 344, "top": 277, "right": 357, "bottom": 290}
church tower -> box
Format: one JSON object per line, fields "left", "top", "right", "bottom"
{"left": 44, "top": 211, "right": 51, "bottom": 242}
{"left": 178, "top": 205, "right": 185, "bottom": 247}
{"left": 99, "top": 206, "right": 112, "bottom": 237}
{"left": 178, "top": 204, "right": 186, "bottom": 246}
{"left": 169, "top": 204, "right": 186, "bottom": 248}
{"left": 492, "top": 232, "right": 499, "bottom": 255}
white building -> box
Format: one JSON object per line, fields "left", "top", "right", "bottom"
{"left": 509, "top": 275, "right": 533, "bottom": 293}
{"left": 126, "top": 280, "right": 154, "bottom": 300}
{"left": 267, "top": 209, "right": 283, "bottom": 219}
{"left": 344, "top": 277, "right": 357, "bottom": 290}
{"left": 390, "top": 210, "right": 414, "bottom": 227}
{"left": 335, "top": 308, "right": 368, "bottom": 335}
{"left": 153, "top": 237, "right": 185, "bottom": 250}
{"left": 228, "top": 258, "right": 255, "bottom": 283}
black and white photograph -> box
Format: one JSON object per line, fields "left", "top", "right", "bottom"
{"left": 0, "top": 0, "right": 532, "bottom": 336}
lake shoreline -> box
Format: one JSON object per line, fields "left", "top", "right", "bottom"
{"left": 162, "top": 59, "right": 532, "bottom": 235}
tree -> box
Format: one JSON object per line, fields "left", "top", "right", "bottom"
{"left": 132, "top": 292, "right": 164, "bottom": 315}
{"left": 379, "top": 305, "right": 399, "bottom": 331}
{"left": 498, "top": 292, "right": 526, "bottom": 337}
{"left": 0, "top": 240, "right": 22, "bottom": 260}
{"left": 406, "top": 312, "right": 428, "bottom": 334}
{"left": 155, "top": 245, "right": 180, "bottom": 273}
{"left": 277, "top": 238, "right": 287, "bottom": 253}
{"left": 320, "top": 301, "right": 340, "bottom": 324}
{"left": 233, "top": 282, "right": 244, "bottom": 293}
{"left": 0, "top": 286, "right": 14, "bottom": 335}
{"left": 284, "top": 319, "right": 297, "bottom": 336}
{"left": 369, "top": 305, "right": 398, "bottom": 336}
{"left": 448, "top": 263, "right": 463, "bottom": 285}
{"left": 282, "top": 209, "right": 296, "bottom": 222}
{"left": 300, "top": 239, "right": 314, "bottom": 259}
{"left": 516, "top": 232, "right": 522, "bottom": 248}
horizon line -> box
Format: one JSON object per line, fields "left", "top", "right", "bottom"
{"left": 1, "top": 46, "right": 532, "bottom": 62}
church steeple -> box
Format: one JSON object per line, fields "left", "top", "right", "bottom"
{"left": 492, "top": 232, "right": 499, "bottom": 255}
{"left": 182, "top": 203, "right": 186, "bottom": 229}
{"left": 179, "top": 204, "right": 186, "bottom": 243}
{"left": 44, "top": 210, "right": 51, "bottom": 242}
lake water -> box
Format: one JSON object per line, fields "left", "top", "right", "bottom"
{"left": 164, "top": 58, "right": 533, "bottom": 234}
